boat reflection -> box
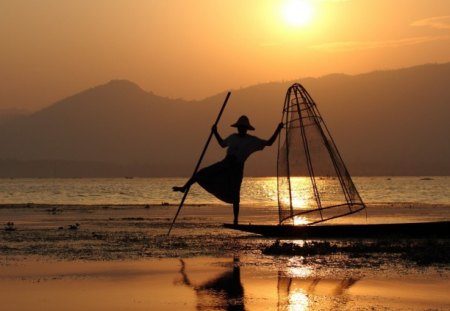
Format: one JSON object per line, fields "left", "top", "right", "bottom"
{"left": 178, "top": 256, "right": 245, "bottom": 310}
{"left": 176, "top": 257, "right": 361, "bottom": 310}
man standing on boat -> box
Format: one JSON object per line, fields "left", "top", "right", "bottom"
{"left": 173, "top": 115, "right": 283, "bottom": 225}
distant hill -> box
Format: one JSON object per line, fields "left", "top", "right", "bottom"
{"left": 0, "top": 108, "right": 29, "bottom": 125}
{"left": 0, "top": 63, "right": 449, "bottom": 177}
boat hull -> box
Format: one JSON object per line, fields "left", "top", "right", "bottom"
{"left": 223, "top": 221, "right": 450, "bottom": 238}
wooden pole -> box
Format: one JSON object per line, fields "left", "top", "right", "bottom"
{"left": 167, "top": 91, "right": 231, "bottom": 235}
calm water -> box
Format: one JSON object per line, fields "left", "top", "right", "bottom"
{"left": 0, "top": 176, "right": 449, "bottom": 206}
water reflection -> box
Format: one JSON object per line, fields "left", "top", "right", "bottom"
{"left": 278, "top": 177, "right": 314, "bottom": 210}
{"left": 178, "top": 256, "right": 245, "bottom": 311}
{"left": 176, "top": 257, "right": 360, "bottom": 310}
{"left": 277, "top": 271, "right": 360, "bottom": 310}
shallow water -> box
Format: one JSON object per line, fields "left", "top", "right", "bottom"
{"left": 1, "top": 202, "right": 449, "bottom": 310}
{"left": 1, "top": 203, "right": 449, "bottom": 260}
{"left": 0, "top": 256, "right": 449, "bottom": 311}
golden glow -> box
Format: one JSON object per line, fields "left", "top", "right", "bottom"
{"left": 292, "top": 196, "right": 309, "bottom": 209}
{"left": 279, "top": 177, "right": 313, "bottom": 210}
{"left": 3, "top": 0, "right": 450, "bottom": 112}
{"left": 288, "top": 289, "right": 309, "bottom": 311}
{"left": 287, "top": 264, "right": 312, "bottom": 278}
{"left": 280, "top": 0, "right": 315, "bottom": 27}
{"left": 293, "top": 215, "right": 309, "bottom": 225}
{"left": 279, "top": 195, "right": 311, "bottom": 210}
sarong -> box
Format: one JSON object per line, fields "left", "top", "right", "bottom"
{"left": 196, "top": 155, "right": 244, "bottom": 204}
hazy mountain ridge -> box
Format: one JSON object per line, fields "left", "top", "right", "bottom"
{"left": 1, "top": 63, "right": 449, "bottom": 177}
{"left": 0, "top": 108, "right": 30, "bottom": 125}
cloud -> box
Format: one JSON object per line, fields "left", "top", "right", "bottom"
{"left": 411, "top": 15, "right": 450, "bottom": 29}
{"left": 309, "top": 35, "right": 450, "bottom": 52}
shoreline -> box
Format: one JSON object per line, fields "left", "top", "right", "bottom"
{"left": 1, "top": 203, "right": 450, "bottom": 260}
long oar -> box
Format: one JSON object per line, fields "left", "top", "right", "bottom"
{"left": 167, "top": 91, "right": 231, "bottom": 235}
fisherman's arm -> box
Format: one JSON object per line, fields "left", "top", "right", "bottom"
{"left": 266, "top": 122, "right": 284, "bottom": 146}
{"left": 212, "top": 125, "right": 227, "bottom": 148}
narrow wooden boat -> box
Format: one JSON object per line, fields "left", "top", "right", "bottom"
{"left": 222, "top": 85, "right": 450, "bottom": 239}
{"left": 223, "top": 221, "right": 450, "bottom": 238}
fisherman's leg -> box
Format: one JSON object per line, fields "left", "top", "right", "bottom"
{"left": 233, "top": 201, "right": 240, "bottom": 225}
{"left": 173, "top": 161, "right": 223, "bottom": 193}
{"left": 172, "top": 175, "right": 197, "bottom": 193}
{"left": 232, "top": 168, "right": 243, "bottom": 225}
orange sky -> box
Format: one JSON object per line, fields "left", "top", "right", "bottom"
{"left": 1, "top": 0, "right": 449, "bottom": 110}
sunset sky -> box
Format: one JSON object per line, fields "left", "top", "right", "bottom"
{"left": 1, "top": 0, "right": 449, "bottom": 110}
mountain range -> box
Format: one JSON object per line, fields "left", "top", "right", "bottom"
{"left": 0, "top": 62, "right": 449, "bottom": 177}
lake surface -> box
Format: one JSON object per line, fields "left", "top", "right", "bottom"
{"left": 0, "top": 176, "right": 449, "bottom": 206}
{"left": 1, "top": 177, "right": 449, "bottom": 311}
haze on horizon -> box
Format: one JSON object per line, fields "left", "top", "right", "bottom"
{"left": 1, "top": 0, "right": 450, "bottom": 111}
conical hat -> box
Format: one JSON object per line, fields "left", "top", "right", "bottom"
{"left": 231, "top": 115, "right": 255, "bottom": 130}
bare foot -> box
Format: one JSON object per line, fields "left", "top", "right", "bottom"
{"left": 172, "top": 186, "right": 186, "bottom": 193}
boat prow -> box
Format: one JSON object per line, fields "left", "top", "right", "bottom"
{"left": 223, "top": 221, "right": 450, "bottom": 238}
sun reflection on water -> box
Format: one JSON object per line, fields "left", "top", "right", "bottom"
{"left": 287, "top": 264, "right": 312, "bottom": 278}
{"left": 292, "top": 215, "right": 309, "bottom": 225}
{"left": 278, "top": 176, "right": 315, "bottom": 209}
{"left": 288, "top": 289, "right": 309, "bottom": 311}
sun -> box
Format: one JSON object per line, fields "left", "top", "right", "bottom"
{"left": 280, "top": 0, "right": 315, "bottom": 27}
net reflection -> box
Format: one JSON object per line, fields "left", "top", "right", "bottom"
{"left": 177, "top": 256, "right": 245, "bottom": 311}
{"left": 277, "top": 270, "right": 360, "bottom": 310}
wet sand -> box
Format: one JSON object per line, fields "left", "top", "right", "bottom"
{"left": 1, "top": 203, "right": 450, "bottom": 310}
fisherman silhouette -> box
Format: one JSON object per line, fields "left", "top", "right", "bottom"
{"left": 173, "top": 115, "right": 283, "bottom": 224}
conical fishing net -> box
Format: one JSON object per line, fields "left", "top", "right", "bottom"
{"left": 277, "top": 83, "right": 365, "bottom": 225}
